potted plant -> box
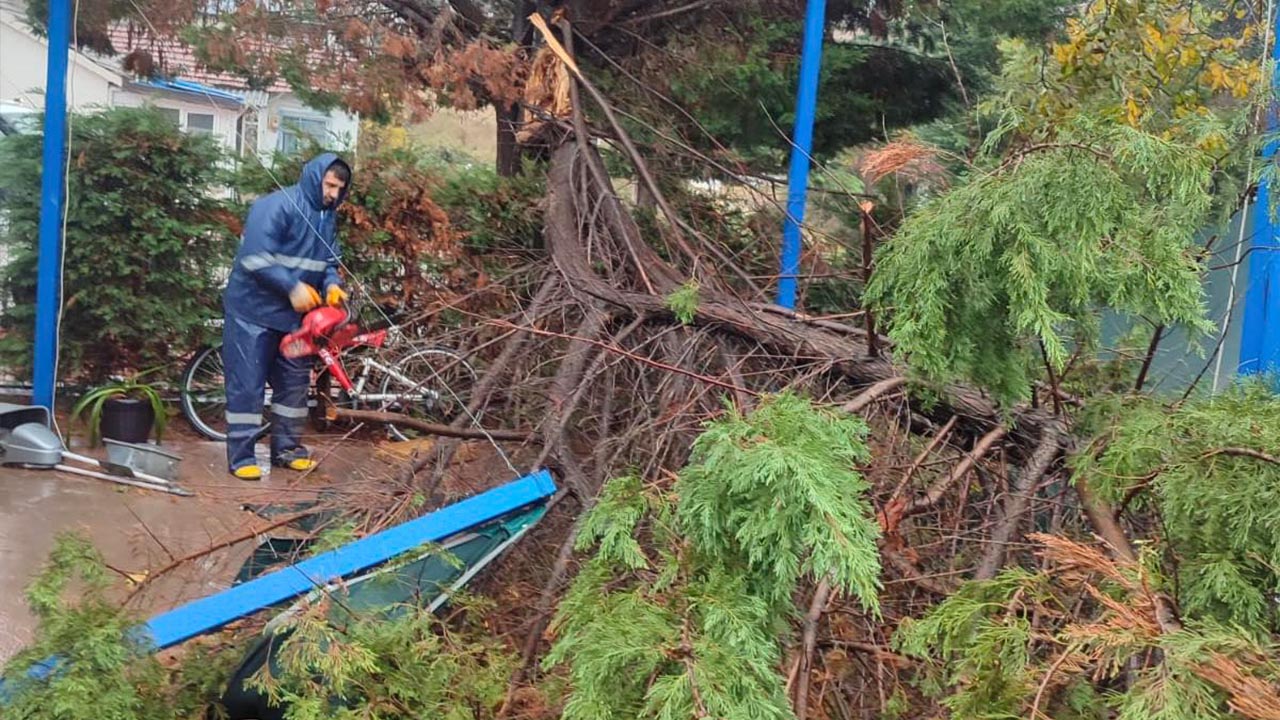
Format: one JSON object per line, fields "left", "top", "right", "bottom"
{"left": 71, "top": 370, "right": 168, "bottom": 446}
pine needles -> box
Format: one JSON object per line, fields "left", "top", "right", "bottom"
{"left": 545, "top": 393, "right": 883, "bottom": 720}
{"left": 895, "top": 527, "right": 1280, "bottom": 720}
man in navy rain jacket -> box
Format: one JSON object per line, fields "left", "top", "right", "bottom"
{"left": 221, "top": 153, "right": 352, "bottom": 480}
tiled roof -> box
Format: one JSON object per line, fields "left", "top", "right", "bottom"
{"left": 106, "top": 23, "right": 292, "bottom": 94}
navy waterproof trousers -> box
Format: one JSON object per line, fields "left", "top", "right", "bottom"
{"left": 222, "top": 314, "right": 312, "bottom": 472}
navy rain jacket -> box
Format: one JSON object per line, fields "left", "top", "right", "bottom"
{"left": 223, "top": 153, "right": 351, "bottom": 332}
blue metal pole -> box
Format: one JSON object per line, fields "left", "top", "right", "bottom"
{"left": 777, "top": 0, "right": 827, "bottom": 310}
{"left": 1239, "top": 10, "right": 1280, "bottom": 377}
{"left": 32, "top": 0, "right": 71, "bottom": 411}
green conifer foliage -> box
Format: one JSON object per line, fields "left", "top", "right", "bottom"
{"left": 892, "top": 569, "right": 1062, "bottom": 719}
{"left": 1074, "top": 381, "right": 1280, "bottom": 634}
{"left": 0, "top": 535, "right": 519, "bottom": 720}
{"left": 545, "top": 393, "right": 882, "bottom": 720}
{"left": 894, "top": 534, "right": 1280, "bottom": 720}
{"left": 892, "top": 383, "right": 1280, "bottom": 719}
{"left": 245, "top": 595, "right": 516, "bottom": 720}
{"left": 0, "top": 534, "right": 224, "bottom": 720}
{"left": 866, "top": 115, "right": 1224, "bottom": 402}
{"left": 867, "top": 0, "right": 1262, "bottom": 402}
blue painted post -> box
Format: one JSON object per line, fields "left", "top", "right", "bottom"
{"left": 1239, "top": 8, "right": 1280, "bottom": 377}
{"left": 32, "top": 0, "right": 71, "bottom": 410}
{"left": 777, "top": 0, "right": 828, "bottom": 310}
{"left": 1239, "top": 177, "right": 1280, "bottom": 377}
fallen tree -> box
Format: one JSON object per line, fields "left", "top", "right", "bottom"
{"left": 7, "top": 2, "right": 1280, "bottom": 719}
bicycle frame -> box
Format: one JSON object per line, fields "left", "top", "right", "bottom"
{"left": 335, "top": 354, "right": 436, "bottom": 405}
{"left": 181, "top": 307, "right": 466, "bottom": 442}
{"left": 315, "top": 330, "right": 386, "bottom": 394}
{"left": 302, "top": 316, "right": 440, "bottom": 412}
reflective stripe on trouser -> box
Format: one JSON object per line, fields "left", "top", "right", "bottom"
{"left": 222, "top": 315, "right": 312, "bottom": 471}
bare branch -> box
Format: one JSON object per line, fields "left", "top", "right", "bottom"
{"left": 909, "top": 425, "right": 1008, "bottom": 514}
{"left": 333, "top": 408, "right": 533, "bottom": 441}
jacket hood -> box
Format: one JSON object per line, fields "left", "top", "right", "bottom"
{"left": 299, "top": 152, "right": 351, "bottom": 210}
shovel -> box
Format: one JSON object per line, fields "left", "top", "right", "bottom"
{"left": 61, "top": 450, "right": 182, "bottom": 489}
{"left": 53, "top": 461, "right": 193, "bottom": 496}
{"left": 0, "top": 419, "right": 193, "bottom": 497}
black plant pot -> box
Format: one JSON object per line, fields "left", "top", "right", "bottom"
{"left": 101, "top": 397, "right": 154, "bottom": 444}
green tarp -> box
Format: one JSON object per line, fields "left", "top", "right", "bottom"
{"left": 218, "top": 504, "right": 545, "bottom": 720}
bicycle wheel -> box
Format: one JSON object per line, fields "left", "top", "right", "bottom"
{"left": 373, "top": 347, "right": 478, "bottom": 442}
{"left": 179, "top": 344, "right": 230, "bottom": 441}
{"left": 180, "top": 344, "right": 273, "bottom": 441}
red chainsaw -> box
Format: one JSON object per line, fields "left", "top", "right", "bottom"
{"left": 278, "top": 306, "right": 388, "bottom": 395}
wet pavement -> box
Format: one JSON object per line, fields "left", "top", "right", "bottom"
{"left": 0, "top": 433, "right": 385, "bottom": 664}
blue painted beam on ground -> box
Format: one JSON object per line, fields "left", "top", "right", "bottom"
{"left": 142, "top": 468, "right": 556, "bottom": 649}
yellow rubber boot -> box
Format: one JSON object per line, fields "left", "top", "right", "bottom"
{"left": 282, "top": 457, "right": 318, "bottom": 472}
{"left": 232, "top": 465, "right": 263, "bottom": 481}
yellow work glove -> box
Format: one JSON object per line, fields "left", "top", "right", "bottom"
{"left": 289, "top": 282, "right": 322, "bottom": 312}
{"left": 325, "top": 284, "right": 349, "bottom": 307}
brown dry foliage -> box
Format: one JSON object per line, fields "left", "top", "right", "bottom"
{"left": 341, "top": 157, "right": 461, "bottom": 308}
{"left": 1027, "top": 534, "right": 1280, "bottom": 720}
{"left": 859, "top": 141, "right": 947, "bottom": 186}
{"left": 1195, "top": 653, "right": 1280, "bottom": 720}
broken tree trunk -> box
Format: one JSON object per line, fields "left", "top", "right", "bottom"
{"left": 543, "top": 141, "right": 1057, "bottom": 449}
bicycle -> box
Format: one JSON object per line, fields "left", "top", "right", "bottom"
{"left": 179, "top": 306, "right": 478, "bottom": 443}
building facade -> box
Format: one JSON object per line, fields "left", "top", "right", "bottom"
{"left": 0, "top": 4, "right": 358, "bottom": 157}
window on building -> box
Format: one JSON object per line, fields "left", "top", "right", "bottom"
{"left": 277, "top": 114, "right": 328, "bottom": 154}
{"left": 197, "top": 0, "right": 238, "bottom": 24}
{"left": 187, "top": 112, "right": 215, "bottom": 136}
{"left": 157, "top": 107, "right": 180, "bottom": 126}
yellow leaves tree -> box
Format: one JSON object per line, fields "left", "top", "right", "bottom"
{"left": 997, "top": 0, "right": 1266, "bottom": 151}
{"left": 871, "top": 0, "right": 1269, "bottom": 401}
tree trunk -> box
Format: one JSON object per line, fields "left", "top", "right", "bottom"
{"left": 495, "top": 101, "right": 521, "bottom": 177}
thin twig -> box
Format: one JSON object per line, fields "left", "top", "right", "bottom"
{"left": 126, "top": 510, "right": 316, "bottom": 601}
{"left": 1200, "top": 446, "right": 1280, "bottom": 465}
{"left": 1134, "top": 324, "right": 1165, "bottom": 392}
{"left": 125, "top": 502, "right": 176, "bottom": 562}
{"left": 887, "top": 415, "right": 958, "bottom": 508}
{"left": 1031, "top": 648, "right": 1076, "bottom": 720}
{"left": 908, "top": 425, "right": 1007, "bottom": 514}
{"left": 794, "top": 577, "right": 833, "bottom": 718}
{"left": 621, "top": 0, "right": 720, "bottom": 25}
{"left": 841, "top": 377, "right": 906, "bottom": 414}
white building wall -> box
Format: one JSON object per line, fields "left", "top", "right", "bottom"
{"left": 0, "top": 11, "right": 120, "bottom": 112}
{"left": 261, "top": 93, "right": 359, "bottom": 155}
{"left": 0, "top": 6, "right": 359, "bottom": 161}
{"left": 110, "top": 87, "right": 243, "bottom": 153}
